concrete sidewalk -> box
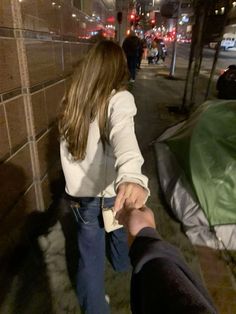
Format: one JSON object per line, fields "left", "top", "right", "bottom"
{"left": 133, "top": 60, "right": 236, "bottom": 314}
{"left": 0, "top": 60, "right": 235, "bottom": 314}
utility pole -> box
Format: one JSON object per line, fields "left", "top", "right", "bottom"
{"left": 169, "top": 0, "right": 181, "bottom": 78}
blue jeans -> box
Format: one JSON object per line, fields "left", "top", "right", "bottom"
{"left": 127, "top": 55, "right": 138, "bottom": 80}
{"left": 68, "top": 196, "right": 130, "bottom": 314}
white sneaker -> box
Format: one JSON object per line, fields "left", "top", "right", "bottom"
{"left": 129, "top": 79, "right": 135, "bottom": 83}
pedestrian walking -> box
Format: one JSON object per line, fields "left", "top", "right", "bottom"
{"left": 122, "top": 31, "right": 141, "bottom": 82}
{"left": 58, "top": 40, "right": 149, "bottom": 314}
{"left": 137, "top": 37, "right": 145, "bottom": 69}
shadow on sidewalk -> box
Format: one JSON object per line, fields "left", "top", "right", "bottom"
{"left": 0, "top": 163, "right": 54, "bottom": 314}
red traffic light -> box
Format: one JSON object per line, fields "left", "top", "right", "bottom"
{"left": 150, "top": 19, "right": 156, "bottom": 28}
{"left": 130, "top": 14, "right": 135, "bottom": 20}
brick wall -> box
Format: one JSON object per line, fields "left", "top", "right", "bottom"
{"left": 0, "top": 0, "right": 109, "bottom": 260}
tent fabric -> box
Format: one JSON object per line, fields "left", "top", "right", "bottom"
{"left": 154, "top": 100, "right": 236, "bottom": 250}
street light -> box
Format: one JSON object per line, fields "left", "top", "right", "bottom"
{"left": 169, "top": 0, "right": 182, "bottom": 78}
{"left": 153, "top": 0, "right": 160, "bottom": 7}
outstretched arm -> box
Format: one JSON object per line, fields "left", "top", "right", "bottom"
{"left": 108, "top": 91, "right": 149, "bottom": 212}
{"left": 116, "top": 206, "right": 218, "bottom": 314}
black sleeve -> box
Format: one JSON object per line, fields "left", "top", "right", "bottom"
{"left": 129, "top": 227, "right": 218, "bottom": 314}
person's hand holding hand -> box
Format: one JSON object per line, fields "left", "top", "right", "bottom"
{"left": 114, "top": 182, "right": 148, "bottom": 212}
{"left": 115, "top": 206, "right": 156, "bottom": 245}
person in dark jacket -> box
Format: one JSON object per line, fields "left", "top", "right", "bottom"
{"left": 116, "top": 206, "right": 218, "bottom": 314}
{"left": 122, "top": 31, "right": 141, "bottom": 82}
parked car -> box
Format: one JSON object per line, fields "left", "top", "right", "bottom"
{"left": 209, "top": 33, "right": 236, "bottom": 50}
{"left": 216, "top": 65, "right": 236, "bottom": 99}
{"left": 221, "top": 33, "right": 236, "bottom": 50}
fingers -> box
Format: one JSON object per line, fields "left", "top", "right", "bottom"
{"left": 115, "top": 205, "right": 148, "bottom": 224}
{"left": 124, "top": 185, "right": 148, "bottom": 209}
{"left": 125, "top": 197, "right": 143, "bottom": 209}
{"left": 115, "top": 205, "right": 135, "bottom": 224}
{"left": 114, "top": 184, "right": 126, "bottom": 212}
{"left": 115, "top": 205, "right": 156, "bottom": 242}
{"left": 114, "top": 183, "right": 134, "bottom": 212}
{"left": 124, "top": 189, "right": 139, "bottom": 208}
{"left": 114, "top": 182, "right": 148, "bottom": 212}
{"left": 113, "top": 184, "right": 128, "bottom": 212}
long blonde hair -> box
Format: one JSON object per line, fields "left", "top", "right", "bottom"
{"left": 58, "top": 40, "right": 129, "bottom": 160}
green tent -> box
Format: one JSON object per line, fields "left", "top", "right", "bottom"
{"left": 155, "top": 100, "right": 236, "bottom": 249}
{"left": 166, "top": 100, "right": 236, "bottom": 226}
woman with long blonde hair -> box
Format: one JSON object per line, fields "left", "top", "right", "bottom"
{"left": 59, "top": 40, "right": 149, "bottom": 314}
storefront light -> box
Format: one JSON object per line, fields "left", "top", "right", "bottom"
{"left": 182, "top": 15, "right": 189, "bottom": 23}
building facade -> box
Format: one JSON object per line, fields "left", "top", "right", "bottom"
{"left": 0, "top": 0, "right": 116, "bottom": 260}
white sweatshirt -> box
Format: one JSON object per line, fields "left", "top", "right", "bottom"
{"left": 60, "top": 90, "right": 149, "bottom": 198}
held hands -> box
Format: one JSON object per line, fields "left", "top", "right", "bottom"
{"left": 114, "top": 182, "right": 148, "bottom": 212}
{"left": 115, "top": 206, "right": 156, "bottom": 246}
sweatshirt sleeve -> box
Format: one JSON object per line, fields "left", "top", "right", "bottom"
{"left": 129, "top": 227, "right": 183, "bottom": 273}
{"left": 129, "top": 227, "right": 217, "bottom": 314}
{"left": 108, "top": 90, "right": 150, "bottom": 195}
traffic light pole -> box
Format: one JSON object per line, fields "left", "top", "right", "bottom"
{"left": 169, "top": 1, "right": 181, "bottom": 78}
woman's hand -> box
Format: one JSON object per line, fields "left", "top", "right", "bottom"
{"left": 114, "top": 182, "right": 148, "bottom": 212}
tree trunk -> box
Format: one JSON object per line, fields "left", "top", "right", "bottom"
{"left": 189, "top": 0, "right": 211, "bottom": 109}
{"left": 182, "top": 0, "right": 207, "bottom": 111}
{"left": 205, "top": 0, "right": 232, "bottom": 99}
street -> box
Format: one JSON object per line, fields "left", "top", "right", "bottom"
{"left": 166, "top": 42, "right": 236, "bottom": 75}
